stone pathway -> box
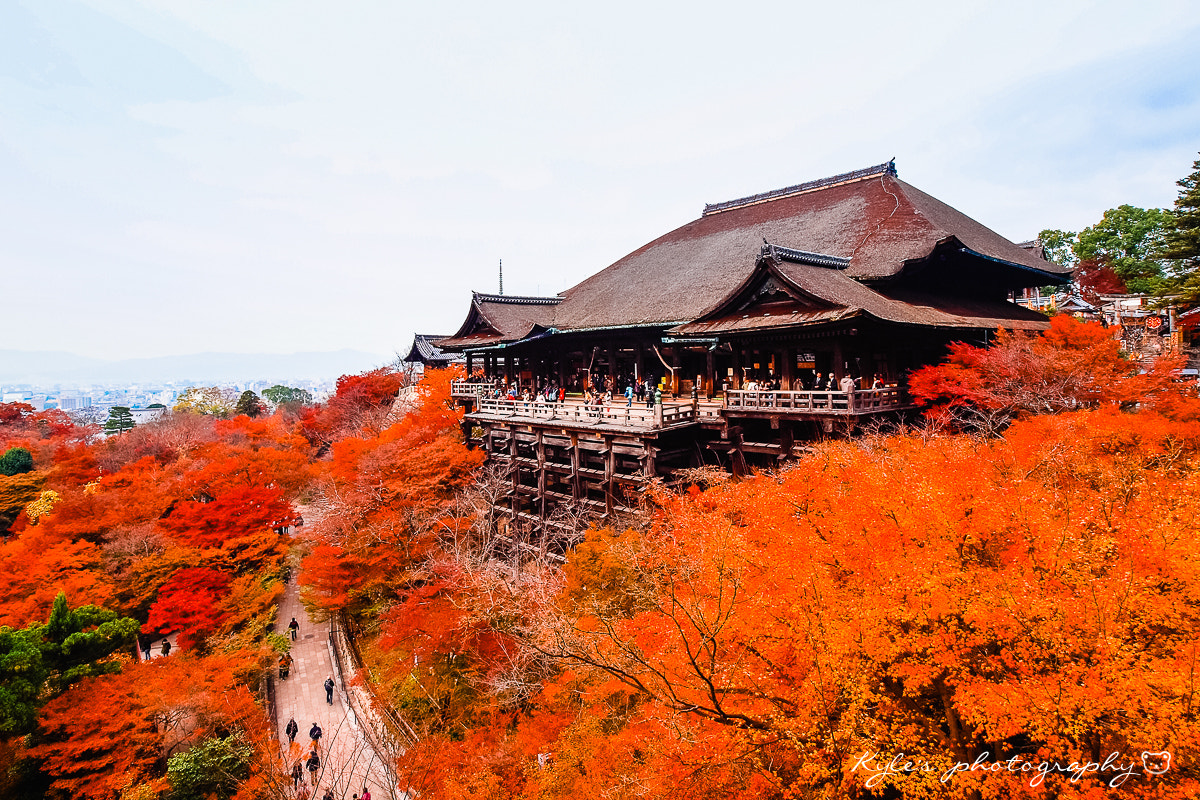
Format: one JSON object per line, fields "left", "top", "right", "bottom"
{"left": 275, "top": 578, "right": 394, "bottom": 799}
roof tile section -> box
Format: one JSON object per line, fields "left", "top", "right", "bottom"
{"left": 671, "top": 247, "right": 1050, "bottom": 336}
{"left": 439, "top": 162, "right": 1068, "bottom": 346}
{"left": 436, "top": 293, "right": 561, "bottom": 350}
{"left": 403, "top": 334, "right": 463, "bottom": 365}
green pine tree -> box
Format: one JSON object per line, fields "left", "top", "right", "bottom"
{"left": 0, "top": 592, "right": 138, "bottom": 735}
{"left": 234, "top": 390, "right": 265, "bottom": 418}
{"left": 103, "top": 406, "right": 135, "bottom": 435}
{"left": 0, "top": 447, "right": 33, "bottom": 476}
{"left": 1159, "top": 153, "right": 1200, "bottom": 309}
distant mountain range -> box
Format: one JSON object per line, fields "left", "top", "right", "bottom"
{"left": 0, "top": 349, "right": 392, "bottom": 386}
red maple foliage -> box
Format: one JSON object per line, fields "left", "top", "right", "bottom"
{"left": 142, "top": 566, "right": 232, "bottom": 650}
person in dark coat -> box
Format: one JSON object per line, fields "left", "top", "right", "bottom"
{"left": 161, "top": 638, "right": 171, "bottom": 656}
{"left": 306, "top": 750, "right": 321, "bottom": 786}
{"left": 309, "top": 722, "right": 323, "bottom": 751}
{"left": 285, "top": 718, "right": 299, "bottom": 743}
{"left": 288, "top": 617, "right": 300, "bottom": 641}
{"left": 323, "top": 676, "right": 335, "bottom": 705}
{"left": 290, "top": 759, "right": 303, "bottom": 789}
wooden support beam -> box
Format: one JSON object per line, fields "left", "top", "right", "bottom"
{"left": 510, "top": 430, "right": 520, "bottom": 518}
{"left": 536, "top": 429, "right": 546, "bottom": 520}
{"left": 705, "top": 348, "right": 715, "bottom": 399}
{"left": 604, "top": 435, "right": 615, "bottom": 514}
{"left": 570, "top": 432, "right": 581, "bottom": 501}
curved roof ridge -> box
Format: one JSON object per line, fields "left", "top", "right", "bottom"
{"left": 703, "top": 160, "right": 897, "bottom": 216}
{"left": 472, "top": 291, "right": 562, "bottom": 305}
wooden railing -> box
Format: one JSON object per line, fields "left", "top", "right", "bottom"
{"left": 725, "top": 387, "right": 906, "bottom": 414}
{"left": 472, "top": 397, "right": 697, "bottom": 430}
{"left": 451, "top": 380, "right": 493, "bottom": 399}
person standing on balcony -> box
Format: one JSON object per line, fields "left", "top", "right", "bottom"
{"left": 625, "top": 384, "right": 633, "bottom": 407}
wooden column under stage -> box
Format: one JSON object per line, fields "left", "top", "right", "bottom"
{"left": 705, "top": 348, "right": 715, "bottom": 398}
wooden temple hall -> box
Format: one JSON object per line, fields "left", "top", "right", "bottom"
{"left": 430, "top": 161, "right": 1069, "bottom": 526}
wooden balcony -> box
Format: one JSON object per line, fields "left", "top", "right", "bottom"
{"left": 724, "top": 387, "right": 908, "bottom": 415}
{"left": 451, "top": 380, "right": 493, "bottom": 399}
{"left": 468, "top": 397, "right": 699, "bottom": 432}
{"left": 459, "top": 383, "right": 910, "bottom": 436}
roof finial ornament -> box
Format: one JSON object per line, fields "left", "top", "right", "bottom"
{"left": 499, "top": 259, "right": 503, "bottom": 296}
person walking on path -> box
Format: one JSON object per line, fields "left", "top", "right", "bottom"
{"left": 360, "top": 787, "right": 371, "bottom": 800}
{"left": 306, "top": 749, "right": 321, "bottom": 787}
{"left": 288, "top": 617, "right": 300, "bottom": 641}
{"left": 279, "top": 653, "right": 292, "bottom": 680}
{"left": 285, "top": 718, "right": 298, "bottom": 744}
{"left": 290, "top": 759, "right": 303, "bottom": 790}
{"left": 323, "top": 676, "right": 335, "bottom": 705}
{"left": 308, "top": 722, "right": 323, "bottom": 752}
{"left": 161, "top": 638, "right": 171, "bottom": 656}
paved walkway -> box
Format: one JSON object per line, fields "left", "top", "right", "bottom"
{"left": 275, "top": 578, "right": 394, "bottom": 799}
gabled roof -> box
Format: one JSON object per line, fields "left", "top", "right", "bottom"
{"left": 671, "top": 243, "right": 1051, "bottom": 336}
{"left": 439, "top": 161, "right": 1068, "bottom": 349}
{"left": 544, "top": 161, "right": 1067, "bottom": 332}
{"left": 403, "top": 334, "right": 463, "bottom": 365}
{"left": 1058, "top": 295, "right": 1100, "bottom": 313}
{"left": 436, "top": 293, "right": 561, "bottom": 350}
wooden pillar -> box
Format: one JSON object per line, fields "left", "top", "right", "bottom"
{"left": 504, "top": 353, "right": 513, "bottom": 384}
{"left": 832, "top": 340, "right": 844, "bottom": 380}
{"left": 782, "top": 346, "right": 793, "bottom": 388}
{"left": 607, "top": 339, "right": 618, "bottom": 390}
{"left": 705, "top": 348, "right": 716, "bottom": 398}
{"left": 465, "top": 352, "right": 474, "bottom": 377}
{"left": 779, "top": 424, "right": 795, "bottom": 463}
{"left": 635, "top": 343, "right": 645, "bottom": 384}
{"left": 570, "top": 433, "right": 581, "bottom": 500}
{"left": 732, "top": 346, "right": 742, "bottom": 390}
{"left": 603, "top": 435, "right": 615, "bottom": 514}
{"left": 643, "top": 442, "right": 657, "bottom": 480}
{"left": 509, "top": 428, "right": 520, "bottom": 519}
{"left": 536, "top": 429, "right": 546, "bottom": 522}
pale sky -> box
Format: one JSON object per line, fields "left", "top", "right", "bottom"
{"left": 3, "top": 0, "right": 1199, "bottom": 361}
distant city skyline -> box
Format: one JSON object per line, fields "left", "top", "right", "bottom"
{"left": 0, "top": 347, "right": 389, "bottom": 387}
{"left": 3, "top": 1, "right": 1199, "bottom": 360}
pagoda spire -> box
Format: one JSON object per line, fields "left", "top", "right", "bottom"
{"left": 499, "top": 259, "right": 503, "bottom": 295}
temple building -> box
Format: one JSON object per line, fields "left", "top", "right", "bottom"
{"left": 434, "top": 161, "right": 1069, "bottom": 527}
{"left": 401, "top": 333, "right": 464, "bottom": 368}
